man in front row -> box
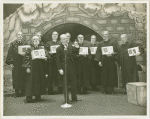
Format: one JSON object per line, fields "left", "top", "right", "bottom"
{"left": 56, "top": 34, "right": 79, "bottom": 103}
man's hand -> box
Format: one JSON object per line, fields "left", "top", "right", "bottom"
{"left": 26, "top": 68, "right": 31, "bottom": 73}
{"left": 59, "top": 69, "right": 64, "bottom": 75}
{"left": 106, "top": 54, "right": 112, "bottom": 57}
{"left": 136, "top": 52, "right": 141, "bottom": 56}
{"left": 99, "top": 62, "right": 102, "bottom": 66}
{"left": 10, "top": 64, "right": 14, "bottom": 69}
{"left": 49, "top": 51, "right": 52, "bottom": 54}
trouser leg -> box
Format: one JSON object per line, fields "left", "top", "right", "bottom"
{"left": 35, "top": 95, "right": 41, "bottom": 100}
{"left": 14, "top": 89, "right": 19, "bottom": 97}
{"left": 109, "top": 86, "right": 114, "bottom": 93}
{"left": 104, "top": 85, "right": 108, "bottom": 93}
{"left": 26, "top": 96, "right": 32, "bottom": 102}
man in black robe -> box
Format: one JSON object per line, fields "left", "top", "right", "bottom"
{"left": 56, "top": 34, "right": 79, "bottom": 103}
{"left": 89, "top": 35, "right": 99, "bottom": 91}
{"left": 47, "top": 31, "right": 61, "bottom": 94}
{"left": 23, "top": 36, "right": 47, "bottom": 103}
{"left": 37, "top": 32, "right": 49, "bottom": 94}
{"left": 5, "top": 31, "right": 26, "bottom": 98}
{"left": 118, "top": 34, "right": 142, "bottom": 93}
{"left": 77, "top": 34, "right": 91, "bottom": 94}
{"left": 95, "top": 31, "right": 118, "bottom": 94}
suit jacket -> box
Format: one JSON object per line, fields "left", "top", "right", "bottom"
{"left": 56, "top": 43, "right": 79, "bottom": 71}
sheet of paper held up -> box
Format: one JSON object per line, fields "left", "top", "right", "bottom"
{"left": 128, "top": 47, "right": 140, "bottom": 56}
{"left": 50, "top": 45, "right": 60, "bottom": 53}
{"left": 90, "top": 47, "right": 97, "bottom": 54}
{"left": 101, "top": 46, "right": 114, "bottom": 55}
{"left": 79, "top": 47, "right": 88, "bottom": 55}
{"left": 18, "top": 45, "right": 31, "bottom": 55}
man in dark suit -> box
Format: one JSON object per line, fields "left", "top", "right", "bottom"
{"left": 56, "top": 34, "right": 79, "bottom": 103}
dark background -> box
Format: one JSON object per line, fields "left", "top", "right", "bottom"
{"left": 42, "top": 23, "right": 103, "bottom": 43}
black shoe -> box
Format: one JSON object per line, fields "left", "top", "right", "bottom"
{"left": 82, "top": 91, "right": 89, "bottom": 94}
{"left": 14, "top": 94, "right": 19, "bottom": 98}
{"left": 23, "top": 99, "right": 33, "bottom": 104}
{"left": 71, "top": 99, "right": 78, "bottom": 104}
{"left": 103, "top": 92, "right": 108, "bottom": 95}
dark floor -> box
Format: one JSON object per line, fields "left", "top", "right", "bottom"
{"left": 3, "top": 88, "right": 146, "bottom": 116}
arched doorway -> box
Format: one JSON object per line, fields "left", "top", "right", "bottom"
{"left": 41, "top": 23, "right": 103, "bottom": 43}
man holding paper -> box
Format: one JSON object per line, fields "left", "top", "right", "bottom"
{"left": 47, "top": 31, "right": 61, "bottom": 94}
{"left": 88, "top": 35, "right": 99, "bottom": 91}
{"left": 77, "top": 34, "right": 91, "bottom": 94}
{"left": 5, "top": 31, "right": 26, "bottom": 98}
{"left": 22, "top": 36, "right": 47, "bottom": 103}
{"left": 118, "top": 34, "right": 143, "bottom": 93}
{"left": 56, "top": 34, "right": 79, "bottom": 103}
{"left": 95, "top": 31, "right": 118, "bottom": 94}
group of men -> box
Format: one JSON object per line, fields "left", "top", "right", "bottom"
{"left": 5, "top": 30, "right": 142, "bottom": 103}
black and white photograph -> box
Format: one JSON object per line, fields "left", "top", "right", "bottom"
{"left": 1, "top": 1, "right": 149, "bottom": 118}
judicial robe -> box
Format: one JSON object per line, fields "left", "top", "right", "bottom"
{"left": 22, "top": 44, "right": 46, "bottom": 96}
{"left": 95, "top": 39, "right": 118, "bottom": 87}
{"left": 77, "top": 42, "right": 91, "bottom": 88}
{"left": 56, "top": 43, "right": 79, "bottom": 99}
{"left": 47, "top": 40, "right": 61, "bottom": 87}
{"left": 5, "top": 40, "right": 26, "bottom": 89}
{"left": 88, "top": 43, "right": 99, "bottom": 86}
{"left": 118, "top": 41, "right": 141, "bottom": 88}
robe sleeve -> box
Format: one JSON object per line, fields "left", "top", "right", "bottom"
{"left": 94, "top": 42, "right": 102, "bottom": 62}
{"left": 112, "top": 40, "right": 120, "bottom": 63}
{"left": 56, "top": 47, "right": 62, "bottom": 70}
{"left": 5, "top": 43, "right": 14, "bottom": 65}
{"left": 22, "top": 48, "right": 31, "bottom": 69}
{"left": 72, "top": 46, "right": 79, "bottom": 58}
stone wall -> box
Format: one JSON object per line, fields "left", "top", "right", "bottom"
{"left": 3, "top": 3, "right": 147, "bottom": 88}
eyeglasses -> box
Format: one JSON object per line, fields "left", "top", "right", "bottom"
{"left": 78, "top": 37, "right": 83, "bottom": 38}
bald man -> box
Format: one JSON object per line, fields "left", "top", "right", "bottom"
{"left": 5, "top": 31, "right": 26, "bottom": 98}
{"left": 47, "top": 31, "right": 61, "bottom": 94}
{"left": 118, "top": 34, "right": 142, "bottom": 93}
{"left": 95, "top": 31, "right": 119, "bottom": 94}
{"left": 56, "top": 34, "right": 79, "bottom": 103}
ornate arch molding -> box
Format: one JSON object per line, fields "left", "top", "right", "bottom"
{"left": 34, "top": 15, "right": 105, "bottom": 38}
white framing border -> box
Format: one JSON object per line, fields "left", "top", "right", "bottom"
{"left": 1, "top": 1, "right": 149, "bottom": 119}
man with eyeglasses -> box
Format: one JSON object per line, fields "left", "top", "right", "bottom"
{"left": 95, "top": 31, "right": 119, "bottom": 94}
{"left": 47, "top": 31, "right": 61, "bottom": 95}
{"left": 5, "top": 31, "right": 26, "bottom": 98}
{"left": 77, "top": 34, "right": 91, "bottom": 94}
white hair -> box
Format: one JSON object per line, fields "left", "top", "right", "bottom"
{"left": 52, "top": 31, "right": 58, "bottom": 35}
{"left": 121, "top": 34, "right": 127, "bottom": 38}
{"left": 60, "top": 34, "right": 66, "bottom": 40}
{"left": 91, "top": 35, "right": 96, "bottom": 38}
{"left": 32, "top": 36, "right": 39, "bottom": 41}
